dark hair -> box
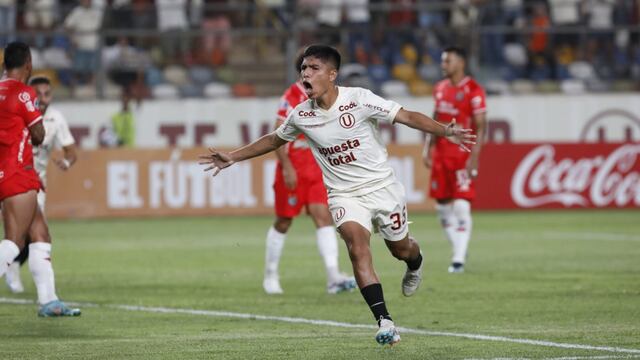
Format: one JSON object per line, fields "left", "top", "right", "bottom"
{"left": 443, "top": 46, "right": 467, "bottom": 61}
{"left": 29, "top": 76, "right": 51, "bottom": 86}
{"left": 3, "top": 42, "right": 31, "bottom": 70}
{"left": 302, "top": 44, "right": 341, "bottom": 71}
{"left": 295, "top": 52, "right": 304, "bottom": 73}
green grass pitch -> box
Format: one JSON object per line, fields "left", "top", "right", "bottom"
{"left": 0, "top": 210, "right": 639, "bottom": 359}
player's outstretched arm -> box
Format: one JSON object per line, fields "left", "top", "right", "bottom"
{"left": 394, "top": 109, "right": 476, "bottom": 152}
{"left": 199, "top": 132, "right": 288, "bottom": 176}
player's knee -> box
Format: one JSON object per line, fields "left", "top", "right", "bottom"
{"left": 273, "top": 217, "right": 292, "bottom": 233}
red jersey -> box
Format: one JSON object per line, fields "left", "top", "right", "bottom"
{"left": 276, "top": 81, "right": 315, "bottom": 170}
{"left": 433, "top": 76, "right": 486, "bottom": 158}
{"left": 0, "top": 78, "right": 43, "bottom": 183}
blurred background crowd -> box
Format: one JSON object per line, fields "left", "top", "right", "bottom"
{"left": 1, "top": 0, "right": 639, "bottom": 99}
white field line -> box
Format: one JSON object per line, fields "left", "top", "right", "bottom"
{"left": 465, "top": 355, "right": 640, "bottom": 360}
{"left": 2, "top": 297, "right": 640, "bottom": 355}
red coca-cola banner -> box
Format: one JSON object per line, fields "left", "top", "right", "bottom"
{"left": 475, "top": 143, "right": 640, "bottom": 209}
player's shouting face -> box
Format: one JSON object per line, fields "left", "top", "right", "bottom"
{"left": 300, "top": 56, "right": 338, "bottom": 100}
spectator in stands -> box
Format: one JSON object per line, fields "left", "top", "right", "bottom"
{"left": 103, "top": 36, "right": 150, "bottom": 94}
{"left": 584, "top": 0, "right": 615, "bottom": 76}
{"left": 111, "top": 90, "right": 136, "bottom": 147}
{"left": 548, "top": 0, "right": 581, "bottom": 47}
{"left": 200, "top": 0, "right": 232, "bottom": 66}
{"left": 64, "top": 0, "right": 103, "bottom": 85}
{"left": 156, "top": 0, "right": 189, "bottom": 64}
{"left": 527, "top": 2, "right": 556, "bottom": 79}
{"left": 0, "top": 0, "right": 16, "bottom": 46}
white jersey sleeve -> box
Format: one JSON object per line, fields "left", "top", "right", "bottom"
{"left": 275, "top": 111, "right": 300, "bottom": 142}
{"left": 360, "top": 89, "right": 402, "bottom": 124}
{"left": 53, "top": 112, "right": 75, "bottom": 148}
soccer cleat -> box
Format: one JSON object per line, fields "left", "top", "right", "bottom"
{"left": 375, "top": 318, "right": 401, "bottom": 346}
{"left": 327, "top": 274, "right": 357, "bottom": 294}
{"left": 263, "top": 275, "right": 283, "bottom": 295}
{"left": 4, "top": 262, "right": 24, "bottom": 293}
{"left": 448, "top": 262, "right": 464, "bottom": 274}
{"left": 38, "top": 300, "right": 81, "bottom": 317}
{"left": 402, "top": 254, "right": 423, "bottom": 297}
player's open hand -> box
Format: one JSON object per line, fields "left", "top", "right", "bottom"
{"left": 445, "top": 118, "right": 476, "bottom": 152}
{"left": 199, "top": 147, "right": 234, "bottom": 176}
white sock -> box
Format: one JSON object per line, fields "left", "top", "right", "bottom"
{"left": 436, "top": 203, "right": 458, "bottom": 259}
{"left": 0, "top": 240, "right": 21, "bottom": 277}
{"left": 5, "top": 261, "right": 22, "bottom": 286}
{"left": 28, "top": 242, "right": 58, "bottom": 305}
{"left": 316, "top": 226, "right": 340, "bottom": 283}
{"left": 452, "top": 199, "right": 472, "bottom": 264}
{"left": 264, "top": 226, "right": 286, "bottom": 277}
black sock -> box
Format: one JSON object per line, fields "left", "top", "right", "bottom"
{"left": 406, "top": 253, "right": 423, "bottom": 271}
{"left": 360, "top": 283, "right": 392, "bottom": 325}
{"left": 15, "top": 245, "right": 29, "bottom": 266}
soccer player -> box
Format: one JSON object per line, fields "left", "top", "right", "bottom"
{"left": 4, "top": 75, "right": 77, "bottom": 294}
{"left": 200, "top": 45, "right": 475, "bottom": 345}
{"left": 422, "top": 46, "right": 487, "bottom": 274}
{"left": 264, "top": 54, "right": 356, "bottom": 295}
{"left": 0, "top": 41, "right": 80, "bottom": 317}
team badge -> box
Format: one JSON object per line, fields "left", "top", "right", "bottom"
{"left": 287, "top": 195, "right": 297, "bottom": 206}
{"left": 455, "top": 91, "right": 464, "bottom": 101}
{"left": 334, "top": 207, "right": 346, "bottom": 221}
{"left": 339, "top": 113, "right": 355, "bottom": 129}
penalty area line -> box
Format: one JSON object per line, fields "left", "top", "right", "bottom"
{"left": 1, "top": 297, "right": 640, "bottom": 355}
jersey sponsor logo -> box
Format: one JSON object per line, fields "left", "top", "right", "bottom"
{"left": 339, "top": 113, "right": 355, "bottom": 129}
{"left": 338, "top": 101, "right": 357, "bottom": 112}
{"left": 298, "top": 110, "right": 317, "bottom": 117}
{"left": 317, "top": 139, "right": 361, "bottom": 166}
{"left": 363, "top": 103, "right": 390, "bottom": 114}
{"left": 511, "top": 144, "right": 640, "bottom": 208}
{"left": 334, "top": 206, "right": 346, "bottom": 221}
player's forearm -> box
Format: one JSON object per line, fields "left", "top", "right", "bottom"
{"left": 229, "top": 132, "right": 286, "bottom": 163}
{"left": 469, "top": 115, "right": 487, "bottom": 162}
{"left": 399, "top": 111, "right": 448, "bottom": 136}
{"left": 63, "top": 145, "right": 78, "bottom": 166}
{"left": 274, "top": 144, "right": 293, "bottom": 169}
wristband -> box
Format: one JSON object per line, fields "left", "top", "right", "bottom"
{"left": 61, "top": 159, "right": 71, "bottom": 169}
{"left": 470, "top": 169, "right": 478, "bottom": 177}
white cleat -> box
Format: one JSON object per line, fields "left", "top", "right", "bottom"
{"left": 375, "top": 318, "right": 401, "bottom": 346}
{"left": 327, "top": 273, "right": 357, "bottom": 294}
{"left": 263, "top": 275, "right": 283, "bottom": 295}
{"left": 5, "top": 262, "right": 24, "bottom": 294}
{"left": 448, "top": 262, "right": 465, "bottom": 274}
{"left": 402, "top": 254, "right": 423, "bottom": 297}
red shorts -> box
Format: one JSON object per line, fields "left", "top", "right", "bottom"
{"left": 273, "top": 165, "right": 328, "bottom": 218}
{"left": 0, "top": 167, "right": 42, "bottom": 202}
{"left": 429, "top": 156, "right": 475, "bottom": 201}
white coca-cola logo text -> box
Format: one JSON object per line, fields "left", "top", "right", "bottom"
{"left": 511, "top": 144, "right": 640, "bottom": 207}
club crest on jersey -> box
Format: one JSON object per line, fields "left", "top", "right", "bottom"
{"left": 334, "top": 207, "right": 346, "bottom": 221}
{"left": 18, "top": 92, "right": 31, "bottom": 103}
{"left": 455, "top": 91, "right": 465, "bottom": 101}
{"left": 339, "top": 113, "right": 355, "bottom": 129}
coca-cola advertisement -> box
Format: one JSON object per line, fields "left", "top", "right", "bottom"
{"left": 475, "top": 143, "right": 640, "bottom": 209}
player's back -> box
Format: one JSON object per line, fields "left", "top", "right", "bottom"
{"left": 0, "top": 78, "right": 41, "bottom": 182}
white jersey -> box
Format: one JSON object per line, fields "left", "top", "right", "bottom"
{"left": 33, "top": 106, "right": 75, "bottom": 185}
{"left": 276, "top": 86, "right": 402, "bottom": 197}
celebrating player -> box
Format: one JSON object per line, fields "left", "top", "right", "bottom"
{"left": 4, "top": 76, "right": 77, "bottom": 294}
{"left": 0, "top": 42, "right": 80, "bottom": 317}
{"left": 423, "top": 46, "right": 487, "bottom": 274}
{"left": 263, "top": 54, "right": 356, "bottom": 295}
{"left": 200, "top": 45, "right": 475, "bottom": 346}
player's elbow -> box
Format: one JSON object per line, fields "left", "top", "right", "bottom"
{"left": 31, "top": 130, "right": 45, "bottom": 146}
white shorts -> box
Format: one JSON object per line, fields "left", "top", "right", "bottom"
{"left": 328, "top": 181, "right": 409, "bottom": 241}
